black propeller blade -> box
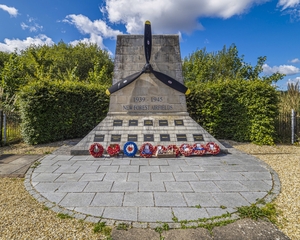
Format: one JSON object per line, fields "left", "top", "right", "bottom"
{"left": 106, "top": 20, "right": 190, "bottom": 96}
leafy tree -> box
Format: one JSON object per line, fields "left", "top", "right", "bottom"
{"left": 182, "top": 44, "right": 284, "bottom": 84}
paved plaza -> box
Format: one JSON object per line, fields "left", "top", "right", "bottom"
{"left": 25, "top": 146, "right": 280, "bottom": 225}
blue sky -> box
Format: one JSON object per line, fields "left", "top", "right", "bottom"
{"left": 0, "top": 0, "right": 299, "bottom": 90}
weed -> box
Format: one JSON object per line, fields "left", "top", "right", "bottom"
{"left": 31, "top": 161, "right": 41, "bottom": 168}
{"left": 57, "top": 213, "right": 72, "bottom": 219}
{"left": 220, "top": 205, "right": 227, "bottom": 209}
{"left": 42, "top": 206, "right": 49, "bottom": 211}
{"left": 256, "top": 198, "right": 266, "bottom": 205}
{"left": 116, "top": 223, "right": 129, "bottom": 231}
{"left": 94, "top": 222, "right": 112, "bottom": 237}
{"left": 194, "top": 204, "right": 201, "bottom": 209}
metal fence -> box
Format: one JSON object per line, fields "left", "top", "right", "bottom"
{"left": 275, "top": 110, "right": 300, "bottom": 144}
{"left": 0, "top": 110, "right": 22, "bottom": 146}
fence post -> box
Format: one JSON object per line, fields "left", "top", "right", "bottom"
{"left": 0, "top": 110, "right": 2, "bottom": 146}
{"left": 291, "top": 109, "right": 295, "bottom": 144}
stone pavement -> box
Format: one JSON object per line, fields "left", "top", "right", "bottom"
{"left": 24, "top": 146, "right": 281, "bottom": 226}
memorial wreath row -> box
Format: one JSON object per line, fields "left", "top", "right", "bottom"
{"left": 89, "top": 142, "right": 220, "bottom": 158}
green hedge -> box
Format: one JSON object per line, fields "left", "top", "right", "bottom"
{"left": 18, "top": 80, "right": 109, "bottom": 144}
{"left": 186, "top": 78, "right": 279, "bottom": 145}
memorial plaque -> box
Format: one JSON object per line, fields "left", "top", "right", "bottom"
{"left": 113, "top": 120, "right": 123, "bottom": 126}
{"left": 128, "top": 134, "right": 138, "bottom": 141}
{"left": 144, "top": 134, "right": 154, "bottom": 141}
{"left": 160, "top": 134, "right": 170, "bottom": 141}
{"left": 193, "top": 134, "right": 204, "bottom": 141}
{"left": 111, "top": 134, "right": 121, "bottom": 142}
{"left": 174, "top": 119, "right": 184, "bottom": 126}
{"left": 177, "top": 134, "right": 187, "bottom": 141}
{"left": 159, "top": 120, "right": 168, "bottom": 126}
{"left": 144, "top": 120, "right": 153, "bottom": 126}
{"left": 129, "top": 120, "right": 138, "bottom": 126}
{"left": 94, "top": 134, "right": 104, "bottom": 142}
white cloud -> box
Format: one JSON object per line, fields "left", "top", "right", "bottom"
{"left": 21, "top": 16, "right": 43, "bottom": 32}
{"left": 0, "top": 34, "right": 54, "bottom": 53}
{"left": 290, "top": 58, "right": 300, "bottom": 63}
{"left": 263, "top": 63, "right": 300, "bottom": 75}
{"left": 101, "top": 0, "right": 269, "bottom": 34}
{"left": 0, "top": 4, "right": 18, "bottom": 17}
{"left": 63, "top": 14, "right": 122, "bottom": 50}
{"left": 277, "top": 0, "right": 300, "bottom": 10}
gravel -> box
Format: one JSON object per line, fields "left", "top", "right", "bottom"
{"left": 0, "top": 141, "right": 299, "bottom": 239}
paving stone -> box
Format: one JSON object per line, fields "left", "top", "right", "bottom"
{"left": 34, "top": 182, "right": 62, "bottom": 192}
{"left": 148, "top": 159, "right": 168, "bottom": 165}
{"left": 196, "top": 172, "right": 223, "bottom": 180}
{"left": 206, "top": 207, "right": 235, "bottom": 218}
{"left": 59, "top": 193, "right": 95, "bottom": 207}
{"left": 189, "top": 181, "right": 221, "bottom": 192}
{"left": 54, "top": 173, "right": 83, "bottom": 182}
{"left": 213, "top": 181, "right": 249, "bottom": 192}
{"left": 130, "top": 159, "right": 149, "bottom": 165}
{"left": 74, "top": 206, "right": 104, "bottom": 217}
{"left": 138, "top": 207, "right": 173, "bottom": 222}
{"left": 212, "top": 192, "right": 250, "bottom": 208}
{"left": 242, "top": 172, "right": 272, "bottom": 180}
{"left": 172, "top": 207, "right": 209, "bottom": 221}
{"left": 111, "top": 159, "right": 131, "bottom": 165}
{"left": 103, "top": 172, "right": 127, "bottom": 182}
{"left": 140, "top": 166, "right": 160, "bottom": 172}
{"left": 57, "top": 181, "right": 88, "bottom": 192}
{"left": 240, "top": 192, "right": 268, "bottom": 204}
{"left": 33, "top": 165, "right": 60, "bottom": 173}
{"left": 98, "top": 166, "right": 119, "bottom": 172}
{"left": 128, "top": 173, "right": 151, "bottom": 182}
{"left": 103, "top": 207, "right": 137, "bottom": 221}
{"left": 71, "top": 156, "right": 90, "bottom": 161}
{"left": 139, "top": 182, "right": 166, "bottom": 191}
{"left": 180, "top": 165, "right": 204, "bottom": 172}
{"left": 111, "top": 182, "right": 138, "bottom": 192}
{"left": 217, "top": 172, "right": 248, "bottom": 180}
{"left": 164, "top": 182, "right": 193, "bottom": 192}
{"left": 40, "top": 192, "right": 67, "bottom": 204}
{"left": 240, "top": 180, "right": 272, "bottom": 192}
{"left": 79, "top": 173, "right": 105, "bottom": 181}
{"left": 75, "top": 165, "right": 98, "bottom": 173}
{"left": 91, "top": 193, "right": 124, "bottom": 206}
{"left": 173, "top": 172, "right": 199, "bottom": 181}
{"left": 92, "top": 160, "right": 112, "bottom": 166}
{"left": 167, "top": 160, "right": 188, "bottom": 166}
{"left": 159, "top": 165, "right": 182, "bottom": 172}
{"left": 151, "top": 172, "right": 175, "bottom": 181}
{"left": 84, "top": 181, "right": 113, "bottom": 192}
{"left": 118, "top": 165, "right": 139, "bottom": 172}
{"left": 123, "top": 192, "right": 154, "bottom": 206}
{"left": 154, "top": 192, "right": 187, "bottom": 206}
{"left": 183, "top": 192, "right": 218, "bottom": 207}
{"left": 32, "top": 173, "right": 61, "bottom": 182}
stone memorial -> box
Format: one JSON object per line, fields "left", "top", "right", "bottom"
{"left": 71, "top": 22, "right": 226, "bottom": 155}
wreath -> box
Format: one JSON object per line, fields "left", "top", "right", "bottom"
{"left": 107, "top": 144, "right": 120, "bottom": 157}
{"left": 153, "top": 145, "right": 167, "bottom": 156}
{"left": 192, "top": 143, "right": 206, "bottom": 156}
{"left": 140, "top": 142, "right": 154, "bottom": 158}
{"left": 89, "top": 143, "right": 104, "bottom": 158}
{"left": 123, "top": 141, "right": 138, "bottom": 157}
{"left": 167, "top": 145, "right": 180, "bottom": 157}
{"left": 205, "top": 142, "right": 220, "bottom": 155}
{"left": 179, "top": 143, "right": 193, "bottom": 157}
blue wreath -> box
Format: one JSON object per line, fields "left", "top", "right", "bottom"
{"left": 123, "top": 141, "right": 138, "bottom": 157}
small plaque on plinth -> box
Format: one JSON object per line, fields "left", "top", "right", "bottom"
{"left": 177, "top": 134, "right": 187, "bottom": 141}
{"left": 113, "top": 120, "right": 123, "bottom": 126}
{"left": 160, "top": 134, "right": 170, "bottom": 141}
{"left": 111, "top": 134, "right": 121, "bottom": 142}
{"left": 94, "top": 134, "right": 104, "bottom": 142}
{"left": 174, "top": 120, "right": 184, "bottom": 126}
{"left": 159, "top": 120, "right": 168, "bottom": 126}
{"left": 144, "top": 134, "right": 154, "bottom": 141}
{"left": 128, "top": 134, "right": 138, "bottom": 141}
{"left": 144, "top": 120, "right": 153, "bottom": 126}
{"left": 129, "top": 120, "right": 138, "bottom": 126}
{"left": 193, "top": 134, "right": 204, "bottom": 141}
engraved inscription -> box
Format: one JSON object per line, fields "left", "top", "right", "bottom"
{"left": 129, "top": 120, "right": 138, "bottom": 126}
{"left": 174, "top": 120, "right": 184, "bottom": 126}
{"left": 113, "top": 120, "right": 123, "bottom": 126}
{"left": 128, "top": 134, "right": 138, "bottom": 141}
{"left": 177, "top": 134, "right": 187, "bottom": 141}
{"left": 159, "top": 120, "right": 168, "bottom": 126}
{"left": 111, "top": 134, "right": 121, "bottom": 142}
{"left": 193, "top": 134, "right": 204, "bottom": 141}
{"left": 94, "top": 135, "right": 104, "bottom": 142}
{"left": 160, "top": 134, "right": 170, "bottom": 141}
{"left": 144, "top": 134, "right": 154, "bottom": 141}
{"left": 144, "top": 120, "right": 153, "bottom": 126}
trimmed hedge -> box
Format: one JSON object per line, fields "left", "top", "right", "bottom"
{"left": 18, "top": 80, "right": 109, "bottom": 144}
{"left": 186, "top": 78, "right": 279, "bottom": 145}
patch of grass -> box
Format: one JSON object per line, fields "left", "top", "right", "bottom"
{"left": 194, "top": 204, "right": 201, "bottom": 209}
{"left": 93, "top": 222, "right": 112, "bottom": 237}
{"left": 57, "top": 213, "right": 72, "bottom": 219}
{"left": 220, "top": 205, "right": 227, "bottom": 209}
{"left": 42, "top": 206, "right": 49, "bottom": 211}
{"left": 236, "top": 202, "right": 278, "bottom": 223}
{"left": 116, "top": 223, "right": 129, "bottom": 231}
{"left": 31, "top": 161, "right": 41, "bottom": 168}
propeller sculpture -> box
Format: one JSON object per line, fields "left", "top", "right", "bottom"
{"left": 106, "top": 20, "right": 190, "bottom": 96}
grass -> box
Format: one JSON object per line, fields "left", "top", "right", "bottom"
{"left": 93, "top": 222, "right": 112, "bottom": 238}
{"left": 57, "top": 213, "right": 73, "bottom": 219}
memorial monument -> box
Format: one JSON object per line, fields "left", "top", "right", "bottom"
{"left": 71, "top": 21, "right": 226, "bottom": 155}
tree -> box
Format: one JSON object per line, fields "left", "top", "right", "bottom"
{"left": 182, "top": 44, "right": 284, "bottom": 84}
